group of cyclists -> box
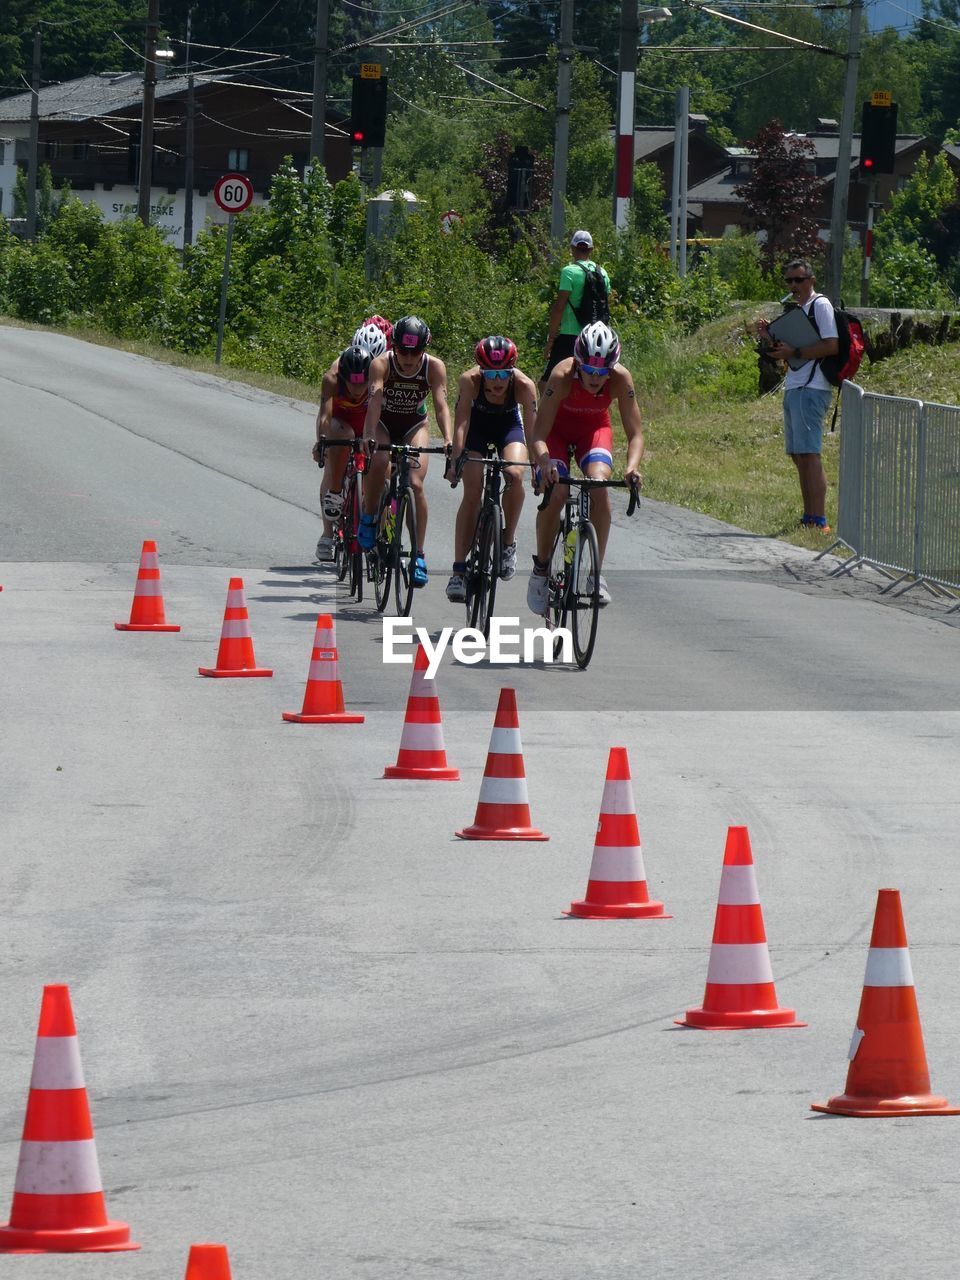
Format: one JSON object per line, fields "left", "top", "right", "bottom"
{"left": 313, "top": 311, "right": 644, "bottom": 615}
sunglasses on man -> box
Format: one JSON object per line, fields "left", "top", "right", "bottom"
{"left": 481, "top": 369, "right": 512, "bottom": 381}
{"left": 784, "top": 275, "right": 811, "bottom": 284}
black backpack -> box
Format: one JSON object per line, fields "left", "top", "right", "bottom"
{"left": 573, "top": 263, "right": 610, "bottom": 327}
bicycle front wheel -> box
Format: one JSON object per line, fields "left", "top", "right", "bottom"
{"left": 571, "top": 520, "right": 600, "bottom": 669}
{"left": 338, "top": 475, "right": 357, "bottom": 585}
{"left": 372, "top": 491, "right": 393, "bottom": 612}
{"left": 393, "top": 490, "right": 419, "bottom": 618}
{"left": 469, "top": 508, "right": 501, "bottom": 638}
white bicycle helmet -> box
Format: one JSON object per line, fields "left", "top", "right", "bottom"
{"left": 574, "top": 321, "right": 621, "bottom": 369}
{"left": 352, "top": 323, "right": 389, "bottom": 359}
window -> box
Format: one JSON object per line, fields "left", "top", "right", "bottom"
{"left": 72, "top": 140, "right": 89, "bottom": 161}
{"left": 44, "top": 139, "right": 63, "bottom": 160}
{"left": 228, "top": 148, "right": 249, "bottom": 172}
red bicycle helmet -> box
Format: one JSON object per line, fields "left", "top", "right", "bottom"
{"left": 363, "top": 314, "right": 393, "bottom": 349}
{"left": 475, "top": 335, "right": 517, "bottom": 370}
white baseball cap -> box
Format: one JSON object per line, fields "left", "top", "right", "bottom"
{"left": 570, "top": 229, "right": 593, "bottom": 248}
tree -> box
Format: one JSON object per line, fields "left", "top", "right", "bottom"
{"left": 735, "top": 119, "right": 824, "bottom": 271}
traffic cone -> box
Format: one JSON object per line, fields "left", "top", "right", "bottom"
{"left": 456, "top": 688, "right": 547, "bottom": 840}
{"left": 812, "top": 888, "right": 959, "bottom": 1116}
{"left": 565, "top": 747, "right": 669, "bottom": 918}
{"left": 0, "top": 985, "right": 138, "bottom": 1253}
{"left": 114, "top": 539, "right": 180, "bottom": 631}
{"left": 383, "top": 644, "right": 458, "bottom": 779}
{"left": 676, "top": 826, "right": 804, "bottom": 1029}
{"left": 282, "top": 614, "right": 363, "bottom": 723}
{"left": 199, "top": 577, "right": 272, "bottom": 677}
{"left": 185, "top": 1242, "right": 233, "bottom": 1278}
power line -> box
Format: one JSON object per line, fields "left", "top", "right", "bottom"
{"left": 452, "top": 59, "right": 548, "bottom": 109}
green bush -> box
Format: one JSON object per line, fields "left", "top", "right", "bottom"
{"left": 6, "top": 240, "right": 72, "bottom": 323}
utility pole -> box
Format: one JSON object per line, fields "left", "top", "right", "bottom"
{"left": 310, "top": 0, "right": 329, "bottom": 170}
{"left": 613, "top": 0, "right": 638, "bottom": 231}
{"left": 860, "top": 178, "right": 879, "bottom": 306}
{"left": 26, "top": 25, "right": 41, "bottom": 239}
{"left": 137, "top": 0, "right": 160, "bottom": 228}
{"left": 550, "top": 0, "right": 574, "bottom": 242}
{"left": 826, "top": 0, "right": 863, "bottom": 303}
{"left": 669, "top": 85, "right": 689, "bottom": 269}
{"left": 677, "top": 85, "right": 689, "bottom": 276}
{"left": 183, "top": 7, "right": 195, "bottom": 253}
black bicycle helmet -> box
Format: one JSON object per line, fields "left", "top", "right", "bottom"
{"left": 338, "top": 344, "right": 372, "bottom": 384}
{"left": 393, "top": 315, "right": 431, "bottom": 353}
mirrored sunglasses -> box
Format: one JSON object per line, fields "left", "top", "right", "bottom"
{"left": 579, "top": 363, "right": 611, "bottom": 377}
{"left": 482, "top": 368, "right": 512, "bottom": 380}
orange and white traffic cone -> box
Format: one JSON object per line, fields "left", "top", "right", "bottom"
{"left": 456, "top": 688, "right": 547, "bottom": 840}
{"left": 384, "top": 644, "right": 458, "bottom": 779}
{"left": 812, "top": 888, "right": 959, "bottom": 1116}
{"left": 676, "top": 825, "right": 804, "bottom": 1029}
{"left": 282, "top": 614, "right": 363, "bottom": 723}
{"left": 0, "top": 985, "right": 138, "bottom": 1253}
{"left": 185, "top": 1242, "right": 233, "bottom": 1278}
{"left": 199, "top": 577, "right": 272, "bottom": 677}
{"left": 114, "top": 539, "right": 180, "bottom": 631}
{"left": 565, "top": 747, "right": 669, "bottom": 918}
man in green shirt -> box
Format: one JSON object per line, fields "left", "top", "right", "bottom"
{"left": 540, "top": 229, "right": 611, "bottom": 388}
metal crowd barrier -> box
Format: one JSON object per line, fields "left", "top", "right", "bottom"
{"left": 820, "top": 382, "right": 960, "bottom": 607}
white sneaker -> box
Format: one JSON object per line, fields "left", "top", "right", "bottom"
{"left": 446, "top": 573, "right": 467, "bottom": 603}
{"left": 526, "top": 570, "right": 549, "bottom": 616}
{"left": 316, "top": 535, "right": 336, "bottom": 562}
{"left": 322, "top": 491, "right": 343, "bottom": 519}
{"left": 500, "top": 541, "right": 517, "bottom": 581}
{"left": 586, "top": 573, "right": 611, "bottom": 606}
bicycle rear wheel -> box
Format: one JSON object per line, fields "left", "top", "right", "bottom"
{"left": 350, "top": 547, "right": 364, "bottom": 602}
{"left": 372, "top": 491, "right": 393, "bottom": 612}
{"left": 571, "top": 520, "right": 600, "bottom": 669}
{"left": 394, "top": 490, "right": 418, "bottom": 618}
{"left": 469, "top": 508, "right": 501, "bottom": 638}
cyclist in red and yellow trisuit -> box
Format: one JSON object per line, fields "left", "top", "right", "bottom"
{"left": 313, "top": 342, "right": 377, "bottom": 561}
{"left": 527, "top": 322, "right": 643, "bottom": 613}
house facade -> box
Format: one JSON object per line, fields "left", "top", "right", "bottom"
{"left": 0, "top": 72, "right": 352, "bottom": 246}
{"left": 685, "top": 123, "right": 960, "bottom": 241}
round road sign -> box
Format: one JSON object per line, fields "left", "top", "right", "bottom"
{"left": 213, "top": 173, "right": 254, "bottom": 215}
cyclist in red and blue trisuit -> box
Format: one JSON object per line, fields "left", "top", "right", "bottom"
{"left": 445, "top": 336, "right": 536, "bottom": 603}
{"left": 358, "top": 316, "right": 453, "bottom": 589}
{"left": 527, "top": 322, "right": 643, "bottom": 613}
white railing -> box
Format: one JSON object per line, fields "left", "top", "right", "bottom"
{"left": 822, "top": 382, "right": 960, "bottom": 607}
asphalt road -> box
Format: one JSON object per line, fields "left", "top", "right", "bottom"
{"left": 2, "top": 326, "right": 960, "bottom": 1279}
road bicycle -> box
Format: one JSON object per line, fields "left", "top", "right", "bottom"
{"left": 455, "top": 447, "right": 518, "bottom": 639}
{"left": 539, "top": 470, "right": 641, "bottom": 670}
{"left": 370, "top": 442, "right": 449, "bottom": 617}
{"left": 316, "top": 436, "right": 366, "bottom": 602}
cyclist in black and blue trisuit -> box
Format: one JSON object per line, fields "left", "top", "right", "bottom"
{"left": 446, "top": 335, "right": 537, "bottom": 603}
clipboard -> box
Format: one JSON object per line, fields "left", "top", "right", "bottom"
{"left": 766, "top": 306, "right": 821, "bottom": 370}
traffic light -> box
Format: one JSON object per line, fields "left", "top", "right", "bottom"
{"left": 860, "top": 100, "right": 898, "bottom": 176}
{"left": 350, "top": 72, "right": 388, "bottom": 148}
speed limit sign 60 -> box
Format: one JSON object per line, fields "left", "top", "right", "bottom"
{"left": 213, "top": 173, "right": 254, "bottom": 215}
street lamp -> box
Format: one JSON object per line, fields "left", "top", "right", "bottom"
{"left": 613, "top": 4, "right": 672, "bottom": 231}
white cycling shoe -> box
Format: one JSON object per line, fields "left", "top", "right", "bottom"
{"left": 586, "top": 573, "right": 611, "bottom": 606}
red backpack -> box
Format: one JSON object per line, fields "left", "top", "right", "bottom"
{"left": 807, "top": 298, "right": 865, "bottom": 386}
